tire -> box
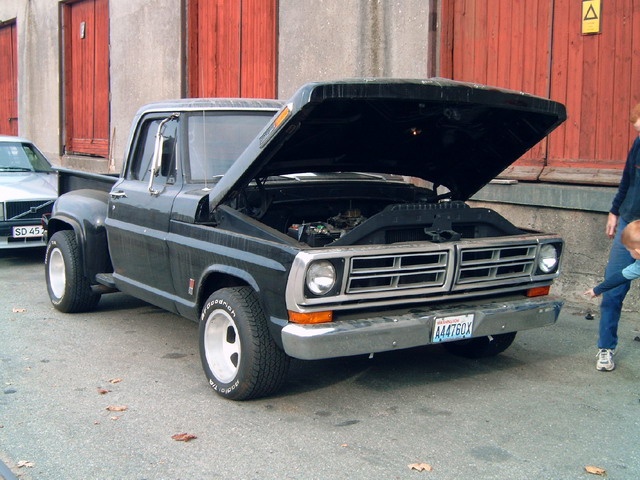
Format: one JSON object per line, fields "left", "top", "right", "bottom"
{"left": 45, "top": 230, "right": 101, "bottom": 313}
{"left": 442, "top": 332, "right": 517, "bottom": 359}
{"left": 199, "top": 287, "right": 290, "bottom": 400}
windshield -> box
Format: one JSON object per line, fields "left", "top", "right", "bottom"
{"left": 186, "top": 112, "right": 274, "bottom": 183}
{"left": 0, "top": 142, "right": 53, "bottom": 173}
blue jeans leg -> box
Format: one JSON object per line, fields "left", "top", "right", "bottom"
{"left": 599, "top": 217, "right": 633, "bottom": 349}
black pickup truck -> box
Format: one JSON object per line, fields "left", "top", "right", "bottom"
{"left": 44, "top": 79, "right": 566, "bottom": 400}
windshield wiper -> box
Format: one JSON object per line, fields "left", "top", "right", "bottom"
{"left": 0, "top": 167, "right": 32, "bottom": 172}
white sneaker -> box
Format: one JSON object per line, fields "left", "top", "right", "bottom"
{"left": 596, "top": 348, "right": 615, "bottom": 371}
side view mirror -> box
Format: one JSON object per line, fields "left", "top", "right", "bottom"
{"left": 148, "top": 113, "right": 180, "bottom": 195}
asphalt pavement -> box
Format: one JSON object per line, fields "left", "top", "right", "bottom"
{"left": 1, "top": 247, "right": 639, "bottom": 480}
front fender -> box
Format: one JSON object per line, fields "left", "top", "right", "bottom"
{"left": 48, "top": 189, "right": 112, "bottom": 281}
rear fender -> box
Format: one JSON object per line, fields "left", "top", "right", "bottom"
{"left": 47, "top": 189, "right": 113, "bottom": 281}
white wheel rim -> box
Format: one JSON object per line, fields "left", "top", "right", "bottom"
{"left": 203, "top": 309, "right": 241, "bottom": 384}
{"left": 49, "top": 247, "right": 66, "bottom": 299}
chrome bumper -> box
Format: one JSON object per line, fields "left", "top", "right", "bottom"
{"left": 281, "top": 295, "right": 563, "bottom": 360}
{"left": 0, "top": 235, "right": 47, "bottom": 249}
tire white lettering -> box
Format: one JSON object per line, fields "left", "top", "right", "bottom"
{"left": 202, "top": 298, "right": 236, "bottom": 321}
{"left": 209, "top": 378, "right": 239, "bottom": 395}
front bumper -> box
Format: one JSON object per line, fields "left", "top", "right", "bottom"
{"left": 0, "top": 222, "right": 46, "bottom": 249}
{"left": 281, "top": 295, "right": 563, "bottom": 360}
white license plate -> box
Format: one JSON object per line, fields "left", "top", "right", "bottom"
{"left": 432, "top": 314, "right": 474, "bottom": 343}
{"left": 12, "top": 225, "right": 44, "bottom": 238}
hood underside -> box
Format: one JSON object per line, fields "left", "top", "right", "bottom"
{"left": 209, "top": 78, "right": 566, "bottom": 210}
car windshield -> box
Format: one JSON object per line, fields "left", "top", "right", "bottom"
{"left": 186, "top": 112, "right": 274, "bottom": 183}
{"left": 0, "top": 142, "right": 53, "bottom": 173}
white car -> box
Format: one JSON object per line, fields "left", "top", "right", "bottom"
{"left": 0, "top": 136, "right": 57, "bottom": 248}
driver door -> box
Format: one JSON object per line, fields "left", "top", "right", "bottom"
{"left": 106, "top": 113, "right": 182, "bottom": 311}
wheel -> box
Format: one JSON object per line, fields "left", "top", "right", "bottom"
{"left": 442, "top": 332, "right": 517, "bottom": 359}
{"left": 199, "top": 287, "right": 289, "bottom": 400}
{"left": 45, "top": 230, "right": 101, "bottom": 313}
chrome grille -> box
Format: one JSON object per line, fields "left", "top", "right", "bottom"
{"left": 6, "top": 200, "right": 54, "bottom": 221}
{"left": 346, "top": 251, "right": 448, "bottom": 294}
{"left": 455, "top": 244, "right": 537, "bottom": 286}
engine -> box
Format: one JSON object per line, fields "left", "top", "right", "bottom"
{"left": 286, "top": 209, "right": 367, "bottom": 247}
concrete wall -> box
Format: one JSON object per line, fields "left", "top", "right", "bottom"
{"left": 1, "top": 0, "right": 60, "bottom": 162}
{"left": 108, "top": 1, "right": 182, "bottom": 172}
{"left": 278, "top": 0, "right": 433, "bottom": 98}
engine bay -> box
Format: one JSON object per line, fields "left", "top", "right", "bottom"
{"left": 216, "top": 178, "right": 524, "bottom": 247}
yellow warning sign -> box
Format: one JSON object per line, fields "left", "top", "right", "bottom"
{"left": 582, "top": 0, "right": 601, "bottom": 35}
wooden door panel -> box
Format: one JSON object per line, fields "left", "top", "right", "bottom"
{"left": 240, "top": 0, "right": 277, "bottom": 98}
{"left": 0, "top": 21, "right": 18, "bottom": 136}
{"left": 64, "top": 0, "right": 109, "bottom": 157}
{"left": 441, "top": 0, "right": 552, "bottom": 170}
{"left": 442, "top": 0, "right": 640, "bottom": 177}
{"left": 189, "top": 0, "right": 276, "bottom": 99}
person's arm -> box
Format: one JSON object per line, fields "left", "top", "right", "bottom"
{"left": 587, "top": 260, "right": 640, "bottom": 297}
{"left": 608, "top": 139, "right": 639, "bottom": 236}
{"left": 606, "top": 213, "right": 619, "bottom": 239}
{"left": 592, "top": 271, "right": 629, "bottom": 296}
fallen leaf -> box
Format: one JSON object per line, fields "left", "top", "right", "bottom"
{"left": 110, "top": 416, "right": 120, "bottom": 421}
{"left": 585, "top": 466, "right": 606, "bottom": 476}
{"left": 12, "top": 308, "right": 26, "bottom": 313}
{"left": 106, "top": 405, "right": 128, "bottom": 412}
{"left": 94, "top": 421, "right": 101, "bottom": 425}
{"left": 97, "top": 388, "right": 111, "bottom": 395}
{"left": 172, "top": 433, "right": 197, "bottom": 442}
{"left": 340, "top": 443, "right": 349, "bottom": 448}
{"left": 408, "top": 463, "right": 433, "bottom": 472}
{"left": 17, "top": 461, "right": 34, "bottom": 468}
{"left": 108, "top": 378, "right": 122, "bottom": 384}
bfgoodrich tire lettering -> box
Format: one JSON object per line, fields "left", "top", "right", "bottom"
{"left": 45, "top": 230, "right": 100, "bottom": 313}
{"left": 442, "top": 332, "right": 517, "bottom": 359}
{"left": 199, "top": 287, "right": 289, "bottom": 400}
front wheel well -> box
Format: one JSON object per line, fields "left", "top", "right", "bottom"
{"left": 198, "top": 272, "right": 252, "bottom": 315}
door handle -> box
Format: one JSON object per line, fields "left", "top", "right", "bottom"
{"left": 110, "top": 191, "right": 127, "bottom": 199}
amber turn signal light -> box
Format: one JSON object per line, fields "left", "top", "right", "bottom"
{"left": 526, "top": 286, "right": 551, "bottom": 297}
{"left": 274, "top": 104, "right": 292, "bottom": 128}
{"left": 288, "top": 310, "right": 333, "bottom": 324}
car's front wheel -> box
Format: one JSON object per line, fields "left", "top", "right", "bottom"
{"left": 199, "top": 287, "right": 289, "bottom": 400}
{"left": 442, "top": 332, "right": 517, "bottom": 358}
{"left": 45, "top": 230, "right": 100, "bottom": 313}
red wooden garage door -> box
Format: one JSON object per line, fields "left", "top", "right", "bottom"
{"left": 0, "top": 20, "right": 18, "bottom": 136}
{"left": 440, "top": 0, "right": 640, "bottom": 184}
{"left": 64, "top": 0, "right": 110, "bottom": 157}
{"left": 188, "top": 0, "right": 277, "bottom": 98}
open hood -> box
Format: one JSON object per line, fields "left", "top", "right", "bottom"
{"left": 209, "top": 78, "right": 566, "bottom": 210}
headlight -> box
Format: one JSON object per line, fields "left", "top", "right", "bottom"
{"left": 538, "top": 244, "right": 559, "bottom": 273}
{"left": 305, "top": 260, "right": 336, "bottom": 295}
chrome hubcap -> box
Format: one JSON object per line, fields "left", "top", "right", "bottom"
{"left": 49, "top": 247, "right": 66, "bottom": 299}
{"left": 203, "top": 309, "right": 241, "bottom": 383}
